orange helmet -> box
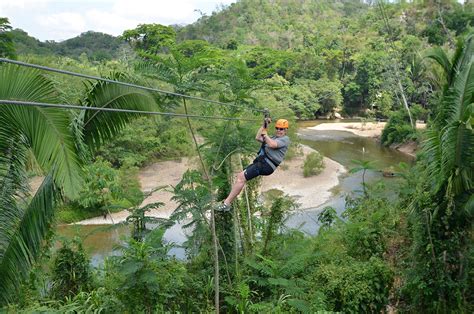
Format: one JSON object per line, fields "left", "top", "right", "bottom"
{"left": 275, "top": 119, "right": 289, "bottom": 129}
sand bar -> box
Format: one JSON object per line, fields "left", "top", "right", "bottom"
{"left": 260, "top": 144, "right": 346, "bottom": 209}
{"left": 310, "top": 121, "right": 426, "bottom": 138}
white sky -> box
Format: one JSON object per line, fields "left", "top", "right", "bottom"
{"left": 0, "top": 0, "right": 237, "bottom": 42}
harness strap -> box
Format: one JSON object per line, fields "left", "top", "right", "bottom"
{"left": 258, "top": 145, "right": 280, "bottom": 168}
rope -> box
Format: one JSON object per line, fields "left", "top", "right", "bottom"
{"left": 0, "top": 58, "right": 267, "bottom": 113}
{"left": 211, "top": 148, "right": 241, "bottom": 172}
{"left": 0, "top": 100, "right": 260, "bottom": 122}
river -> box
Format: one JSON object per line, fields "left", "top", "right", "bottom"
{"left": 284, "top": 120, "right": 413, "bottom": 234}
{"left": 57, "top": 120, "right": 414, "bottom": 264}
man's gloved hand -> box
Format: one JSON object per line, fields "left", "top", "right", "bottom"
{"left": 263, "top": 117, "right": 272, "bottom": 128}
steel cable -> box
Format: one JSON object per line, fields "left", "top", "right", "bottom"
{"left": 0, "top": 58, "right": 266, "bottom": 113}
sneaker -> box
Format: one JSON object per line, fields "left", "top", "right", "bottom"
{"left": 215, "top": 202, "right": 231, "bottom": 212}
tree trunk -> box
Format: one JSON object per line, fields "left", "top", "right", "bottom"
{"left": 182, "top": 98, "right": 220, "bottom": 313}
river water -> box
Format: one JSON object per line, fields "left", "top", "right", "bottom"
{"left": 284, "top": 120, "right": 413, "bottom": 234}
{"left": 57, "top": 121, "right": 413, "bottom": 264}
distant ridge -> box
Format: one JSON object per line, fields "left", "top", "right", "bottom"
{"left": 11, "top": 29, "right": 125, "bottom": 61}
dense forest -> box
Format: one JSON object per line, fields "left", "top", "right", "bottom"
{"left": 0, "top": 0, "right": 473, "bottom": 312}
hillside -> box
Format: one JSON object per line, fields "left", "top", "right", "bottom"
{"left": 11, "top": 29, "right": 125, "bottom": 61}
{"left": 177, "top": 0, "right": 367, "bottom": 49}
{"left": 178, "top": 0, "right": 473, "bottom": 49}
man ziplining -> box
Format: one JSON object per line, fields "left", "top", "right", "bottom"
{"left": 216, "top": 117, "right": 290, "bottom": 211}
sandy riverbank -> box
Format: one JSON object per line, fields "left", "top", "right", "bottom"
{"left": 310, "top": 121, "right": 387, "bottom": 137}
{"left": 260, "top": 145, "right": 346, "bottom": 209}
{"left": 310, "top": 121, "right": 425, "bottom": 157}
{"left": 75, "top": 145, "right": 346, "bottom": 225}
{"left": 74, "top": 158, "right": 194, "bottom": 225}
{"left": 311, "top": 121, "right": 426, "bottom": 138}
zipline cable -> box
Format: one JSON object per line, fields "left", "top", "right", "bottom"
{"left": 0, "top": 58, "right": 266, "bottom": 113}
{"left": 0, "top": 100, "right": 261, "bottom": 122}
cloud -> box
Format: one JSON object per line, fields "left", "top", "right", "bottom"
{"left": 84, "top": 0, "right": 198, "bottom": 36}
{"left": 3, "top": 0, "right": 237, "bottom": 41}
{"left": 112, "top": 0, "right": 195, "bottom": 21}
{"left": 0, "top": 0, "right": 52, "bottom": 12}
{"left": 85, "top": 9, "right": 139, "bottom": 36}
{"left": 37, "top": 12, "right": 87, "bottom": 40}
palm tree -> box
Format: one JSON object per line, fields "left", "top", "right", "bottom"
{"left": 409, "top": 33, "right": 474, "bottom": 310}
{"left": 423, "top": 34, "right": 474, "bottom": 211}
{"left": 0, "top": 64, "right": 157, "bottom": 304}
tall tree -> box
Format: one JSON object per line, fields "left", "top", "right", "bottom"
{"left": 0, "top": 18, "right": 16, "bottom": 59}
{"left": 135, "top": 43, "right": 224, "bottom": 312}
{"left": 122, "top": 24, "right": 176, "bottom": 55}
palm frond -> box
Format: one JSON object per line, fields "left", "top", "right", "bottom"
{"left": 441, "top": 55, "right": 474, "bottom": 195}
{"left": 0, "top": 139, "right": 29, "bottom": 281}
{"left": 136, "top": 50, "right": 209, "bottom": 95}
{"left": 422, "top": 34, "right": 474, "bottom": 199}
{"left": 424, "top": 47, "right": 452, "bottom": 84}
{"left": 0, "top": 175, "right": 58, "bottom": 305}
{"left": 443, "top": 52, "right": 474, "bottom": 124}
{"left": 422, "top": 128, "right": 443, "bottom": 192}
{"left": 80, "top": 73, "right": 157, "bottom": 150}
{"left": 0, "top": 64, "right": 82, "bottom": 197}
{"left": 451, "top": 34, "right": 474, "bottom": 83}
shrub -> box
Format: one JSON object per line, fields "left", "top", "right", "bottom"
{"left": 302, "top": 151, "right": 324, "bottom": 177}
{"left": 308, "top": 257, "right": 393, "bottom": 312}
{"left": 104, "top": 229, "right": 186, "bottom": 312}
{"left": 78, "top": 158, "right": 122, "bottom": 211}
{"left": 77, "top": 159, "right": 143, "bottom": 212}
{"left": 381, "top": 109, "right": 419, "bottom": 146}
{"left": 56, "top": 204, "right": 89, "bottom": 224}
{"left": 51, "top": 239, "right": 92, "bottom": 300}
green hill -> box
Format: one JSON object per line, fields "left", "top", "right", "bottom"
{"left": 177, "top": 0, "right": 473, "bottom": 49}
{"left": 177, "top": 0, "right": 363, "bottom": 49}
{"left": 11, "top": 29, "right": 125, "bottom": 61}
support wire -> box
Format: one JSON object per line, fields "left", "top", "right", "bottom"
{"left": 0, "top": 58, "right": 266, "bottom": 113}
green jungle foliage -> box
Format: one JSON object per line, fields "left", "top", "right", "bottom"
{"left": 0, "top": 0, "right": 473, "bottom": 312}
{"left": 51, "top": 239, "right": 92, "bottom": 300}
{"left": 380, "top": 109, "right": 418, "bottom": 146}
{"left": 96, "top": 116, "right": 193, "bottom": 168}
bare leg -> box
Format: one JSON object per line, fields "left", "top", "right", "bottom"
{"left": 224, "top": 171, "right": 247, "bottom": 205}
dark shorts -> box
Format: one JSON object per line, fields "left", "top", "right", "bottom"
{"left": 244, "top": 156, "right": 275, "bottom": 181}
